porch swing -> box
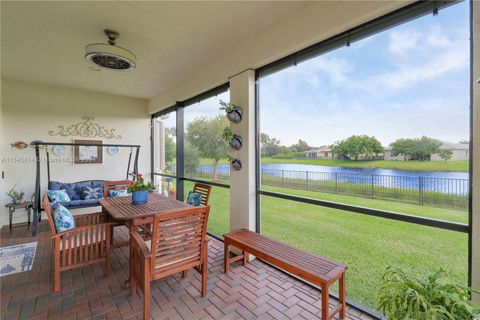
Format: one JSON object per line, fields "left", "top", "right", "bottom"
{"left": 31, "top": 141, "right": 141, "bottom": 236}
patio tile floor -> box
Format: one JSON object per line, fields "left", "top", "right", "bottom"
{"left": 1, "top": 222, "right": 375, "bottom": 320}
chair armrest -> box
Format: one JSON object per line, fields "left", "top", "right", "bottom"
{"left": 130, "top": 230, "right": 151, "bottom": 259}
{"left": 52, "top": 222, "right": 115, "bottom": 239}
{"left": 74, "top": 212, "right": 109, "bottom": 226}
{"left": 138, "top": 224, "right": 153, "bottom": 236}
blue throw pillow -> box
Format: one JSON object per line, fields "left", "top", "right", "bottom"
{"left": 81, "top": 186, "right": 102, "bottom": 200}
{"left": 52, "top": 203, "right": 76, "bottom": 233}
{"left": 110, "top": 189, "right": 129, "bottom": 197}
{"left": 187, "top": 191, "right": 203, "bottom": 206}
{"left": 47, "top": 189, "right": 71, "bottom": 203}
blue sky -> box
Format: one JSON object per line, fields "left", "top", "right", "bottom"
{"left": 259, "top": 1, "right": 470, "bottom": 147}
{"left": 163, "top": 1, "right": 470, "bottom": 148}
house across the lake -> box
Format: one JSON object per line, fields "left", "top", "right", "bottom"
{"left": 305, "top": 146, "right": 334, "bottom": 159}
{"left": 431, "top": 141, "right": 470, "bottom": 161}
{"left": 384, "top": 141, "right": 469, "bottom": 161}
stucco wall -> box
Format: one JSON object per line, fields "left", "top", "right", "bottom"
{"left": 0, "top": 79, "right": 150, "bottom": 226}
{"left": 430, "top": 149, "right": 469, "bottom": 161}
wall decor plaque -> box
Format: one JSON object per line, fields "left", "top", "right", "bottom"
{"left": 74, "top": 140, "right": 103, "bottom": 164}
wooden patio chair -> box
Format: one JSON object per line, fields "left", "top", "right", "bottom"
{"left": 104, "top": 180, "right": 134, "bottom": 248}
{"left": 192, "top": 183, "right": 212, "bottom": 206}
{"left": 181, "top": 183, "right": 212, "bottom": 279}
{"left": 103, "top": 180, "right": 134, "bottom": 198}
{"left": 43, "top": 195, "right": 113, "bottom": 292}
{"left": 129, "top": 205, "right": 210, "bottom": 320}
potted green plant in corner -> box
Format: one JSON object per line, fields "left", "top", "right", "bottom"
{"left": 377, "top": 266, "right": 480, "bottom": 320}
{"left": 222, "top": 127, "right": 243, "bottom": 150}
{"left": 128, "top": 173, "right": 155, "bottom": 205}
{"left": 6, "top": 185, "right": 25, "bottom": 204}
{"left": 219, "top": 100, "right": 242, "bottom": 123}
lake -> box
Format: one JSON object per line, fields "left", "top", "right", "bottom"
{"left": 201, "top": 162, "right": 468, "bottom": 179}
{"left": 198, "top": 162, "right": 469, "bottom": 195}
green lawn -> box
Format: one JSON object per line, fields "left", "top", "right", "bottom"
{"left": 185, "top": 181, "right": 469, "bottom": 311}
{"left": 261, "top": 158, "right": 469, "bottom": 172}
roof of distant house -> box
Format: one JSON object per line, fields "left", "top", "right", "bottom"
{"left": 306, "top": 146, "right": 332, "bottom": 153}
{"left": 439, "top": 141, "right": 469, "bottom": 150}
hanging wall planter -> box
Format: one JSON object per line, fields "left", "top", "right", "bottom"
{"left": 230, "top": 134, "right": 242, "bottom": 150}
{"left": 220, "top": 100, "right": 242, "bottom": 123}
{"left": 223, "top": 127, "right": 242, "bottom": 150}
{"left": 231, "top": 158, "right": 242, "bottom": 171}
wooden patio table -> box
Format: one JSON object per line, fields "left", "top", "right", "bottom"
{"left": 99, "top": 193, "right": 192, "bottom": 287}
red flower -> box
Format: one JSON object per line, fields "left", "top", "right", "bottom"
{"left": 137, "top": 173, "right": 143, "bottom": 179}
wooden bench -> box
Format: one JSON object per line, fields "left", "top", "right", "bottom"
{"left": 224, "top": 229, "right": 347, "bottom": 320}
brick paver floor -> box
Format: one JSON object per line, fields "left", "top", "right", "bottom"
{"left": 1, "top": 222, "right": 375, "bottom": 320}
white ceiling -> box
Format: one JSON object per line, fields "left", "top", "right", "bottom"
{"left": 1, "top": 1, "right": 308, "bottom": 99}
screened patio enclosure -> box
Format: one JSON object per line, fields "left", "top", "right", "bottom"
{"left": 1, "top": 0, "right": 479, "bottom": 319}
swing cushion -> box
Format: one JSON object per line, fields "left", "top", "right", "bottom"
{"left": 48, "top": 180, "right": 104, "bottom": 208}
{"left": 47, "top": 189, "right": 71, "bottom": 204}
{"left": 81, "top": 186, "right": 102, "bottom": 200}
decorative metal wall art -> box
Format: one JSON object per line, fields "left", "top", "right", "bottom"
{"left": 48, "top": 116, "right": 122, "bottom": 139}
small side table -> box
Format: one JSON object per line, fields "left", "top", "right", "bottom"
{"left": 5, "top": 201, "right": 33, "bottom": 233}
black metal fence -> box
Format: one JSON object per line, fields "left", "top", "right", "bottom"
{"left": 192, "top": 166, "right": 468, "bottom": 210}
{"left": 260, "top": 169, "right": 469, "bottom": 210}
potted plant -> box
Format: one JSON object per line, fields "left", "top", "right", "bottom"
{"left": 6, "top": 185, "right": 24, "bottom": 204}
{"left": 128, "top": 173, "right": 155, "bottom": 205}
{"left": 219, "top": 100, "right": 242, "bottom": 123}
{"left": 228, "top": 156, "right": 242, "bottom": 171}
{"left": 377, "top": 266, "right": 480, "bottom": 319}
{"left": 222, "top": 127, "right": 243, "bottom": 150}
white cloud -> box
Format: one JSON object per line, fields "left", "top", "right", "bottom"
{"left": 388, "top": 29, "right": 420, "bottom": 55}
{"left": 377, "top": 48, "right": 468, "bottom": 89}
{"left": 388, "top": 25, "right": 452, "bottom": 56}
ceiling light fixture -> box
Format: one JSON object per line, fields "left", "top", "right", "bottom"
{"left": 85, "top": 29, "right": 137, "bottom": 71}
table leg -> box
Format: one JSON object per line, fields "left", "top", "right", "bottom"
{"left": 9, "top": 208, "right": 13, "bottom": 233}
{"left": 126, "top": 224, "right": 138, "bottom": 288}
{"left": 27, "top": 207, "right": 32, "bottom": 230}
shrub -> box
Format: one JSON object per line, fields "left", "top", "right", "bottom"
{"left": 377, "top": 266, "right": 480, "bottom": 319}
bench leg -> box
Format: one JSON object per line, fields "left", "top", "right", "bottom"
{"left": 242, "top": 251, "right": 248, "bottom": 265}
{"left": 321, "top": 284, "right": 329, "bottom": 320}
{"left": 339, "top": 273, "right": 346, "bottom": 319}
{"left": 224, "top": 242, "right": 230, "bottom": 273}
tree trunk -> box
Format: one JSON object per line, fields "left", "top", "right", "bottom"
{"left": 213, "top": 160, "right": 219, "bottom": 181}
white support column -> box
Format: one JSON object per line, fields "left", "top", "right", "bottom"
{"left": 229, "top": 69, "right": 256, "bottom": 233}
{"left": 153, "top": 119, "right": 166, "bottom": 192}
{"left": 471, "top": 0, "right": 480, "bottom": 304}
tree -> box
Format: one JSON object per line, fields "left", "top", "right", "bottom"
{"left": 459, "top": 139, "right": 469, "bottom": 145}
{"left": 331, "top": 135, "right": 383, "bottom": 160}
{"left": 164, "top": 134, "right": 175, "bottom": 165}
{"left": 438, "top": 149, "right": 453, "bottom": 162}
{"left": 185, "top": 115, "right": 229, "bottom": 180}
{"left": 260, "top": 133, "right": 283, "bottom": 157}
{"left": 290, "top": 139, "right": 310, "bottom": 153}
{"left": 390, "top": 136, "right": 441, "bottom": 161}
{"left": 184, "top": 142, "right": 200, "bottom": 176}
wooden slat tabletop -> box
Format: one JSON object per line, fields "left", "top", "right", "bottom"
{"left": 100, "top": 193, "right": 192, "bottom": 221}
